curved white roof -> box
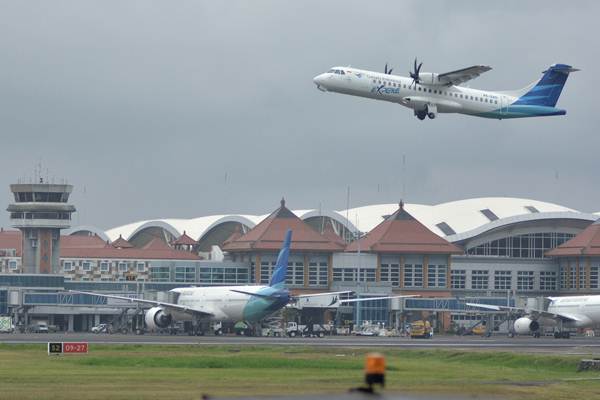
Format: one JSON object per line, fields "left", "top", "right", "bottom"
{"left": 95, "top": 197, "right": 597, "bottom": 244}
{"left": 341, "top": 197, "right": 585, "bottom": 238}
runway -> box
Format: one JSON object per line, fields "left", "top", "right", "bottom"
{"left": 2, "top": 333, "right": 600, "bottom": 355}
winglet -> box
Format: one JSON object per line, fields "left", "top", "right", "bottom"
{"left": 269, "top": 229, "right": 292, "bottom": 288}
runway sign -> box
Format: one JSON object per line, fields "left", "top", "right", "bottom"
{"left": 48, "top": 342, "right": 88, "bottom": 355}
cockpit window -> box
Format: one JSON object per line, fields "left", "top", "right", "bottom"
{"left": 340, "top": 70, "right": 345, "bottom": 75}
{"left": 328, "top": 69, "right": 335, "bottom": 73}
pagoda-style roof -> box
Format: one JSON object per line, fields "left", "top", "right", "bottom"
{"left": 222, "top": 224, "right": 244, "bottom": 247}
{"left": 346, "top": 202, "right": 463, "bottom": 254}
{"left": 171, "top": 231, "right": 198, "bottom": 246}
{"left": 222, "top": 198, "right": 345, "bottom": 252}
{"left": 111, "top": 235, "right": 134, "bottom": 249}
{"left": 0, "top": 230, "right": 200, "bottom": 261}
{"left": 320, "top": 218, "right": 347, "bottom": 247}
{"left": 546, "top": 219, "right": 600, "bottom": 257}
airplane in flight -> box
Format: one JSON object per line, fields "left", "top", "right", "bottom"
{"left": 313, "top": 59, "right": 578, "bottom": 120}
{"left": 73, "top": 230, "right": 415, "bottom": 335}
{"left": 467, "top": 295, "right": 600, "bottom": 338}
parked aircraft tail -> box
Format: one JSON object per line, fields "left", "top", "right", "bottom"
{"left": 269, "top": 229, "right": 292, "bottom": 288}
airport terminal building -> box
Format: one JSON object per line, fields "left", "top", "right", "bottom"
{"left": 1, "top": 182, "right": 599, "bottom": 332}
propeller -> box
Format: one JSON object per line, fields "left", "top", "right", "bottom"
{"left": 409, "top": 58, "right": 423, "bottom": 87}
{"left": 384, "top": 63, "right": 393, "bottom": 75}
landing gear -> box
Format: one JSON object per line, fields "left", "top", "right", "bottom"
{"left": 554, "top": 331, "right": 570, "bottom": 339}
{"left": 414, "top": 104, "right": 437, "bottom": 120}
{"left": 533, "top": 331, "right": 541, "bottom": 338}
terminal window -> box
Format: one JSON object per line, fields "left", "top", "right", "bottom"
{"left": 451, "top": 269, "right": 466, "bottom": 289}
{"left": 404, "top": 264, "right": 423, "bottom": 287}
{"left": 380, "top": 263, "right": 400, "bottom": 287}
{"left": 471, "top": 270, "right": 489, "bottom": 290}
{"left": 427, "top": 265, "right": 447, "bottom": 288}
{"left": 540, "top": 271, "right": 557, "bottom": 291}
{"left": 591, "top": 266, "right": 599, "bottom": 289}
{"left": 517, "top": 271, "right": 534, "bottom": 291}
{"left": 100, "top": 262, "right": 109, "bottom": 272}
{"left": 308, "top": 262, "right": 328, "bottom": 286}
{"left": 175, "top": 266, "right": 196, "bottom": 283}
{"left": 579, "top": 268, "right": 587, "bottom": 290}
{"left": 494, "top": 270, "right": 512, "bottom": 290}
{"left": 150, "top": 266, "right": 170, "bottom": 282}
{"left": 285, "top": 262, "right": 304, "bottom": 286}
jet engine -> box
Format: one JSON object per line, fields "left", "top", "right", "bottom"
{"left": 144, "top": 306, "right": 172, "bottom": 331}
{"left": 513, "top": 317, "right": 540, "bottom": 335}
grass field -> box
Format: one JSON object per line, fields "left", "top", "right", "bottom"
{"left": 1, "top": 344, "right": 599, "bottom": 400}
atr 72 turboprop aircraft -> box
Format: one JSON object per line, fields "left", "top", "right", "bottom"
{"left": 468, "top": 295, "right": 600, "bottom": 338}
{"left": 313, "top": 59, "right": 578, "bottom": 120}
{"left": 73, "top": 230, "right": 414, "bottom": 335}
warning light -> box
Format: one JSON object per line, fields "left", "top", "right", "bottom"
{"left": 365, "top": 352, "right": 386, "bottom": 389}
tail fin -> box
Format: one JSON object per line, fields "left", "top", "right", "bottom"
{"left": 513, "top": 64, "right": 579, "bottom": 107}
{"left": 269, "top": 229, "right": 292, "bottom": 288}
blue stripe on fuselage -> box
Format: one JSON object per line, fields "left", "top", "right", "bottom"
{"left": 476, "top": 105, "right": 566, "bottom": 119}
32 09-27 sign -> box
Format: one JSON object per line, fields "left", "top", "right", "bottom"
{"left": 48, "top": 342, "right": 88, "bottom": 355}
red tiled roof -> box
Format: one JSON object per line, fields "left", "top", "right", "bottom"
{"left": 320, "top": 218, "right": 347, "bottom": 247}
{"left": 346, "top": 203, "right": 463, "bottom": 255}
{"left": 222, "top": 199, "right": 345, "bottom": 252}
{"left": 546, "top": 220, "right": 600, "bottom": 257}
{"left": 61, "top": 234, "right": 107, "bottom": 249}
{"left": 0, "top": 230, "right": 22, "bottom": 256}
{"left": 111, "top": 235, "right": 134, "bottom": 248}
{"left": 222, "top": 225, "right": 243, "bottom": 247}
{"left": 171, "top": 231, "right": 198, "bottom": 246}
{"left": 0, "top": 230, "right": 200, "bottom": 260}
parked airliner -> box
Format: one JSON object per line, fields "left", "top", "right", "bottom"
{"left": 313, "top": 59, "right": 578, "bottom": 120}
{"left": 73, "top": 230, "right": 414, "bottom": 335}
{"left": 468, "top": 295, "right": 600, "bottom": 338}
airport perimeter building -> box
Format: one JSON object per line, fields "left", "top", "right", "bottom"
{"left": 1, "top": 185, "right": 599, "bottom": 332}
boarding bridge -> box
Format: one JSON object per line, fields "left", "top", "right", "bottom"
{"left": 403, "top": 297, "right": 516, "bottom": 312}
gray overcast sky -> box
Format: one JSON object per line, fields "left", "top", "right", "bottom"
{"left": 1, "top": 1, "right": 599, "bottom": 230}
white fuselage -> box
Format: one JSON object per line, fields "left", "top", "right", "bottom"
{"left": 546, "top": 295, "right": 600, "bottom": 328}
{"left": 169, "top": 285, "right": 274, "bottom": 323}
{"left": 313, "top": 67, "right": 513, "bottom": 118}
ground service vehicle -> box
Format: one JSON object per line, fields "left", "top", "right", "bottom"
{"left": 0, "top": 317, "right": 14, "bottom": 333}
{"left": 410, "top": 320, "right": 432, "bottom": 338}
{"left": 286, "top": 322, "right": 330, "bottom": 337}
{"left": 91, "top": 323, "right": 110, "bottom": 334}
{"left": 29, "top": 322, "right": 49, "bottom": 333}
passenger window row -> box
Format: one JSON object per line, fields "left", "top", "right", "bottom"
{"left": 371, "top": 78, "right": 499, "bottom": 104}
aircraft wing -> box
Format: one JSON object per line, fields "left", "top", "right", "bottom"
{"left": 68, "top": 290, "right": 214, "bottom": 317}
{"left": 438, "top": 65, "right": 492, "bottom": 86}
{"left": 465, "top": 302, "right": 579, "bottom": 322}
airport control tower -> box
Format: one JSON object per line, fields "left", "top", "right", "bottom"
{"left": 7, "top": 181, "right": 76, "bottom": 274}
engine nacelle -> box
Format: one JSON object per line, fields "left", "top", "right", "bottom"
{"left": 417, "top": 72, "right": 443, "bottom": 86}
{"left": 513, "top": 317, "right": 540, "bottom": 335}
{"left": 144, "top": 306, "right": 172, "bottom": 331}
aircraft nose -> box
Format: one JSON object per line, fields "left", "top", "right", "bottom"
{"left": 313, "top": 73, "right": 328, "bottom": 91}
